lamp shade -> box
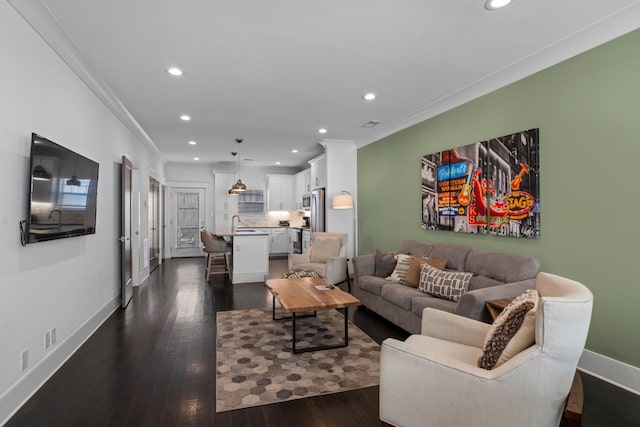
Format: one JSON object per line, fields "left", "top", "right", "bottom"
{"left": 332, "top": 193, "right": 354, "bottom": 209}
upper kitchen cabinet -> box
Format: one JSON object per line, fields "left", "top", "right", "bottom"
{"left": 294, "top": 168, "right": 311, "bottom": 209}
{"left": 308, "top": 154, "right": 326, "bottom": 190}
{"left": 214, "top": 173, "right": 238, "bottom": 212}
{"left": 266, "top": 174, "right": 295, "bottom": 211}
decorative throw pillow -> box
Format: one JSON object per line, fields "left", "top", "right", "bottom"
{"left": 478, "top": 290, "right": 538, "bottom": 370}
{"left": 281, "top": 269, "right": 321, "bottom": 279}
{"left": 404, "top": 257, "right": 448, "bottom": 288}
{"left": 417, "top": 263, "right": 472, "bottom": 301}
{"left": 386, "top": 254, "right": 413, "bottom": 285}
{"left": 374, "top": 250, "right": 398, "bottom": 278}
{"left": 310, "top": 236, "right": 341, "bottom": 263}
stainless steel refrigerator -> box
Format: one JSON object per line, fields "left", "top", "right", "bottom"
{"left": 310, "top": 188, "right": 325, "bottom": 232}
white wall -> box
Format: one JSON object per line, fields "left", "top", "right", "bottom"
{"left": 323, "top": 140, "right": 358, "bottom": 259}
{"left": 0, "top": 4, "right": 165, "bottom": 422}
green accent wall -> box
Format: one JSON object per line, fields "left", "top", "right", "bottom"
{"left": 358, "top": 29, "right": 640, "bottom": 368}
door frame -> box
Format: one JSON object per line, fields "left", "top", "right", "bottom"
{"left": 120, "top": 156, "right": 134, "bottom": 308}
{"left": 166, "top": 182, "right": 210, "bottom": 258}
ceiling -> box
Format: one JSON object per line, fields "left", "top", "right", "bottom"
{"left": 10, "top": 0, "right": 640, "bottom": 168}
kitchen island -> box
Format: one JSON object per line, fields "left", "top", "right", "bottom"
{"left": 220, "top": 228, "right": 270, "bottom": 284}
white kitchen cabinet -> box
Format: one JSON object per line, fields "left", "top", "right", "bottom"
{"left": 294, "top": 168, "right": 311, "bottom": 209}
{"left": 214, "top": 211, "right": 234, "bottom": 234}
{"left": 214, "top": 173, "right": 239, "bottom": 234}
{"left": 214, "top": 173, "right": 239, "bottom": 212}
{"left": 308, "top": 154, "right": 326, "bottom": 190}
{"left": 267, "top": 174, "right": 295, "bottom": 211}
{"left": 302, "top": 230, "right": 311, "bottom": 254}
{"left": 270, "top": 227, "right": 289, "bottom": 254}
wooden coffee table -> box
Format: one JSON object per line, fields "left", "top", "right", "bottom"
{"left": 265, "top": 277, "right": 361, "bottom": 354}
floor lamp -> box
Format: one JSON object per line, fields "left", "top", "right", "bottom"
{"left": 332, "top": 190, "right": 356, "bottom": 284}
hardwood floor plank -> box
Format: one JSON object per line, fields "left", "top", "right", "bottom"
{"left": 5, "top": 258, "right": 639, "bottom": 427}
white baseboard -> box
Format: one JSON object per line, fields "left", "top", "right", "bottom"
{"left": 578, "top": 349, "right": 640, "bottom": 396}
{"left": 0, "top": 297, "right": 120, "bottom": 425}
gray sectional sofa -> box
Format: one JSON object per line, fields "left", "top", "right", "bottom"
{"left": 352, "top": 240, "right": 541, "bottom": 334}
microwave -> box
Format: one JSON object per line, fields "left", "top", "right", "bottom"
{"left": 302, "top": 194, "right": 311, "bottom": 208}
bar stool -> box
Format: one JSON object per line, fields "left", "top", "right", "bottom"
{"left": 200, "top": 229, "right": 229, "bottom": 280}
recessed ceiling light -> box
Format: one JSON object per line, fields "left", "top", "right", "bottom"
{"left": 291, "top": 149, "right": 298, "bottom": 153}
{"left": 166, "top": 67, "right": 183, "bottom": 76}
{"left": 275, "top": 161, "right": 281, "bottom": 165}
{"left": 188, "top": 141, "right": 197, "bottom": 145}
{"left": 180, "top": 115, "right": 191, "bottom": 121}
{"left": 318, "top": 128, "right": 327, "bottom": 134}
{"left": 485, "top": 0, "right": 511, "bottom": 10}
{"left": 362, "top": 93, "right": 376, "bottom": 101}
{"left": 193, "top": 157, "right": 199, "bottom": 161}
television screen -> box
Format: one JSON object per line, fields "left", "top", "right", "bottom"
{"left": 26, "top": 133, "right": 99, "bottom": 244}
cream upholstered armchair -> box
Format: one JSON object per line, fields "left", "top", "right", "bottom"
{"left": 379, "top": 272, "right": 593, "bottom": 427}
{"left": 288, "top": 232, "right": 348, "bottom": 285}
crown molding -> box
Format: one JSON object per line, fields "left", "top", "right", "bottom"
{"left": 355, "top": 1, "right": 640, "bottom": 148}
{"left": 7, "top": 0, "right": 166, "bottom": 163}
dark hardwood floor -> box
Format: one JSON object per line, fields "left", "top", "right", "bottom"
{"left": 7, "top": 258, "right": 640, "bottom": 426}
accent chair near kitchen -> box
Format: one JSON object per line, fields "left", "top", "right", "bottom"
{"left": 287, "top": 232, "right": 348, "bottom": 286}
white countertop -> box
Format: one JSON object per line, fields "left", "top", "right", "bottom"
{"left": 217, "top": 228, "right": 269, "bottom": 237}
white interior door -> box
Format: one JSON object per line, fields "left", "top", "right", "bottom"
{"left": 120, "top": 156, "right": 133, "bottom": 308}
{"left": 172, "top": 188, "right": 205, "bottom": 257}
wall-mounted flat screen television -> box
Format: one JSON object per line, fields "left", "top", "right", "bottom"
{"left": 25, "top": 133, "right": 99, "bottom": 244}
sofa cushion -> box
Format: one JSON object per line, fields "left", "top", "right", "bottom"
{"left": 374, "top": 250, "right": 397, "bottom": 278}
{"left": 411, "top": 295, "right": 457, "bottom": 317}
{"left": 405, "top": 257, "right": 449, "bottom": 288}
{"left": 418, "top": 263, "right": 472, "bottom": 302}
{"left": 381, "top": 284, "right": 423, "bottom": 311}
{"left": 465, "top": 248, "right": 541, "bottom": 282}
{"left": 398, "top": 240, "right": 434, "bottom": 258}
{"left": 358, "top": 275, "right": 392, "bottom": 296}
{"left": 478, "top": 290, "right": 538, "bottom": 370}
{"left": 468, "top": 275, "right": 504, "bottom": 292}
{"left": 310, "top": 236, "right": 341, "bottom": 262}
{"left": 387, "top": 254, "right": 412, "bottom": 284}
{"left": 429, "top": 244, "right": 472, "bottom": 271}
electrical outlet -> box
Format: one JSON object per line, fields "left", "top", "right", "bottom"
{"left": 45, "top": 331, "right": 51, "bottom": 349}
{"left": 21, "top": 350, "right": 28, "bottom": 372}
{"left": 51, "top": 327, "right": 56, "bottom": 345}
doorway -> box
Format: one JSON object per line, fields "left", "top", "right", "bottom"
{"left": 149, "top": 177, "right": 161, "bottom": 272}
{"left": 171, "top": 188, "right": 205, "bottom": 257}
{"left": 120, "top": 156, "right": 133, "bottom": 308}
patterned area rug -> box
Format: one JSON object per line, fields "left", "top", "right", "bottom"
{"left": 216, "top": 308, "right": 380, "bottom": 412}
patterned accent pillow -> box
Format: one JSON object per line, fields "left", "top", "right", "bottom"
{"left": 281, "top": 269, "right": 321, "bottom": 279}
{"left": 417, "top": 263, "right": 472, "bottom": 301}
{"left": 404, "top": 257, "right": 448, "bottom": 288}
{"left": 374, "top": 250, "right": 397, "bottom": 278}
{"left": 478, "top": 290, "right": 538, "bottom": 370}
{"left": 386, "top": 254, "right": 412, "bottom": 285}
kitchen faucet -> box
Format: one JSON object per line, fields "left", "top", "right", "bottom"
{"left": 231, "top": 215, "right": 241, "bottom": 232}
{"left": 48, "top": 209, "right": 62, "bottom": 231}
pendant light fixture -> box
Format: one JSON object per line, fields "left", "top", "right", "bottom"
{"left": 32, "top": 155, "right": 52, "bottom": 181}
{"left": 66, "top": 154, "right": 81, "bottom": 186}
{"left": 228, "top": 138, "right": 246, "bottom": 194}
